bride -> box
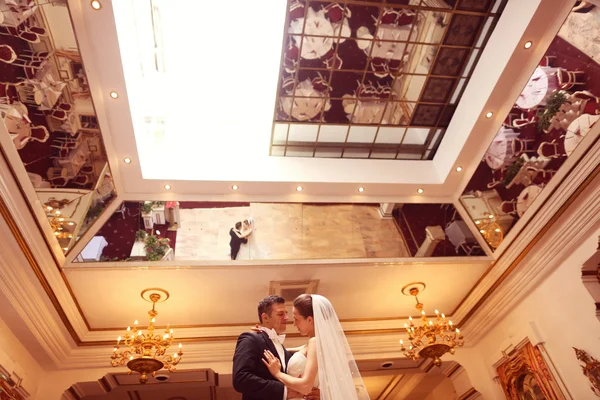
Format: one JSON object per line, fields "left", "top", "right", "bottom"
{"left": 262, "top": 294, "right": 370, "bottom": 400}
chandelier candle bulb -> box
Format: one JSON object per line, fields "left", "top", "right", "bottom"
{"left": 179, "top": 343, "right": 182, "bottom": 349}
{"left": 435, "top": 310, "right": 439, "bottom": 314}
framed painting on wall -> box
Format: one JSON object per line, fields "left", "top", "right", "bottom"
{"left": 496, "top": 341, "right": 566, "bottom": 399}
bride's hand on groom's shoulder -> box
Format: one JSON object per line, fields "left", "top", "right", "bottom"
{"left": 250, "top": 324, "right": 261, "bottom": 333}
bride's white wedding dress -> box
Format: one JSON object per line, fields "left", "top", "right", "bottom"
{"left": 287, "top": 352, "right": 319, "bottom": 400}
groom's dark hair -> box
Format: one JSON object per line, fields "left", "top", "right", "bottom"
{"left": 258, "top": 295, "right": 285, "bottom": 323}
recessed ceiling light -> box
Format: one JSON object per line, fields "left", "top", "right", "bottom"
{"left": 417, "top": 188, "right": 424, "bottom": 194}
{"left": 456, "top": 166, "right": 463, "bottom": 172}
{"left": 479, "top": 229, "right": 485, "bottom": 233}
{"left": 124, "top": 157, "right": 131, "bottom": 164}
{"left": 63, "top": 247, "right": 69, "bottom": 251}
{"left": 232, "top": 185, "right": 239, "bottom": 191}
{"left": 164, "top": 184, "right": 171, "bottom": 190}
{"left": 524, "top": 41, "right": 532, "bottom": 49}
{"left": 485, "top": 112, "right": 493, "bottom": 118}
{"left": 296, "top": 186, "right": 303, "bottom": 192}
{"left": 110, "top": 91, "right": 118, "bottom": 99}
{"left": 495, "top": 228, "right": 501, "bottom": 232}
{"left": 358, "top": 187, "right": 365, "bottom": 193}
{"left": 90, "top": 0, "right": 101, "bottom": 10}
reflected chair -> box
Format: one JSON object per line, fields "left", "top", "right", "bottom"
{"left": 0, "top": 82, "right": 19, "bottom": 104}
{"left": 71, "top": 174, "right": 89, "bottom": 187}
{"left": 556, "top": 68, "right": 585, "bottom": 91}
{"left": 538, "top": 140, "right": 566, "bottom": 159}
{"left": 0, "top": 45, "right": 17, "bottom": 65}
{"left": 526, "top": 167, "right": 556, "bottom": 186}
{"left": 14, "top": 81, "right": 36, "bottom": 106}
{"left": 114, "top": 203, "right": 127, "bottom": 219}
{"left": 30, "top": 125, "right": 49, "bottom": 143}
{"left": 0, "top": 25, "right": 40, "bottom": 43}
{"left": 500, "top": 200, "right": 519, "bottom": 216}
{"left": 539, "top": 55, "right": 556, "bottom": 67}
{"left": 460, "top": 242, "right": 482, "bottom": 256}
{"left": 18, "top": 50, "right": 52, "bottom": 61}
{"left": 510, "top": 138, "right": 536, "bottom": 157}
{"left": 55, "top": 103, "right": 73, "bottom": 112}
{"left": 486, "top": 167, "right": 506, "bottom": 189}
{"left": 46, "top": 108, "right": 67, "bottom": 121}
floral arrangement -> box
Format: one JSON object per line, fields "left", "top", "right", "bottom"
{"left": 144, "top": 235, "right": 170, "bottom": 261}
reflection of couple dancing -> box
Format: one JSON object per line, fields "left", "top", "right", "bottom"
{"left": 230, "top": 218, "right": 254, "bottom": 260}
{"left": 233, "top": 294, "right": 369, "bottom": 400}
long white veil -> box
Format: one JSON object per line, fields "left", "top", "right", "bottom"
{"left": 312, "top": 295, "right": 370, "bottom": 400}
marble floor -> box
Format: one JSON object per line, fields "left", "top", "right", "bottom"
{"left": 175, "top": 204, "right": 410, "bottom": 261}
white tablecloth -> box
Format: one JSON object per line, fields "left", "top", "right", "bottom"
{"left": 516, "top": 185, "right": 543, "bottom": 217}
{"left": 445, "top": 220, "right": 475, "bottom": 251}
{"left": 564, "top": 114, "right": 600, "bottom": 155}
{"left": 80, "top": 236, "right": 108, "bottom": 261}
{"left": 484, "top": 127, "right": 520, "bottom": 169}
{"left": 516, "top": 67, "right": 558, "bottom": 109}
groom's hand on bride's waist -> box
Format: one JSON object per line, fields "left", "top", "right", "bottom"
{"left": 286, "top": 389, "right": 303, "bottom": 399}
{"left": 303, "top": 387, "right": 320, "bottom": 400}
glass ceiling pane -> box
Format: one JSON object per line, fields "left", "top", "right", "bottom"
{"left": 271, "top": 0, "right": 507, "bottom": 159}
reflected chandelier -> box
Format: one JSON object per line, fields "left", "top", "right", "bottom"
{"left": 110, "top": 288, "right": 183, "bottom": 384}
{"left": 399, "top": 282, "right": 464, "bottom": 367}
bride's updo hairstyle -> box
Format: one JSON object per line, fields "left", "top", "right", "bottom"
{"left": 293, "top": 294, "right": 314, "bottom": 319}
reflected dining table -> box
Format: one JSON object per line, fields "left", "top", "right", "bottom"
{"left": 564, "top": 114, "right": 600, "bottom": 156}
{"left": 1, "top": 102, "right": 31, "bottom": 149}
{"left": 55, "top": 140, "right": 91, "bottom": 179}
{"left": 516, "top": 66, "right": 558, "bottom": 109}
{"left": 484, "top": 127, "right": 520, "bottom": 170}
{"left": 516, "top": 185, "right": 543, "bottom": 217}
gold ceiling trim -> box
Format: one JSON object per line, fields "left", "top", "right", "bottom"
{"left": 455, "top": 155, "right": 600, "bottom": 324}
{"left": 0, "top": 146, "right": 94, "bottom": 332}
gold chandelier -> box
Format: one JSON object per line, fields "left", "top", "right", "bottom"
{"left": 110, "top": 288, "right": 183, "bottom": 384}
{"left": 399, "top": 283, "right": 464, "bottom": 367}
{"left": 475, "top": 216, "right": 503, "bottom": 249}
{"left": 45, "top": 206, "right": 75, "bottom": 251}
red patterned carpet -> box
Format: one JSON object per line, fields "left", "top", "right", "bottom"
{"left": 91, "top": 202, "right": 251, "bottom": 260}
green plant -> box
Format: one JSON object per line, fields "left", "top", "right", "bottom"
{"left": 140, "top": 202, "right": 154, "bottom": 214}
{"left": 86, "top": 204, "right": 104, "bottom": 220}
{"left": 537, "top": 91, "right": 568, "bottom": 131}
{"left": 502, "top": 158, "right": 524, "bottom": 186}
{"left": 135, "top": 229, "right": 147, "bottom": 241}
{"left": 144, "top": 235, "right": 170, "bottom": 261}
{"left": 140, "top": 201, "right": 165, "bottom": 214}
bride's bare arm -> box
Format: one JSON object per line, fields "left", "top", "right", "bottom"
{"left": 262, "top": 338, "right": 318, "bottom": 395}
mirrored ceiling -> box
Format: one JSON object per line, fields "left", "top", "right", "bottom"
{"left": 73, "top": 201, "right": 485, "bottom": 263}
{"left": 460, "top": 3, "right": 600, "bottom": 250}
{"left": 0, "top": 2, "right": 116, "bottom": 254}
{"left": 271, "top": 0, "right": 507, "bottom": 159}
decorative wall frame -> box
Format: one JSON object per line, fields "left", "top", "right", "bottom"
{"left": 495, "top": 341, "right": 566, "bottom": 399}
{"left": 573, "top": 348, "right": 600, "bottom": 397}
{"left": 0, "top": 365, "right": 28, "bottom": 400}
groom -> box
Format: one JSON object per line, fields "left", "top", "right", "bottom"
{"left": 233, "top": 295, "right": 318, "bottom": 399}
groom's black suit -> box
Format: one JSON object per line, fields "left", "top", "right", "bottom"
{"left": 233, "top": 331, "right": 291, "bottom": 400}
